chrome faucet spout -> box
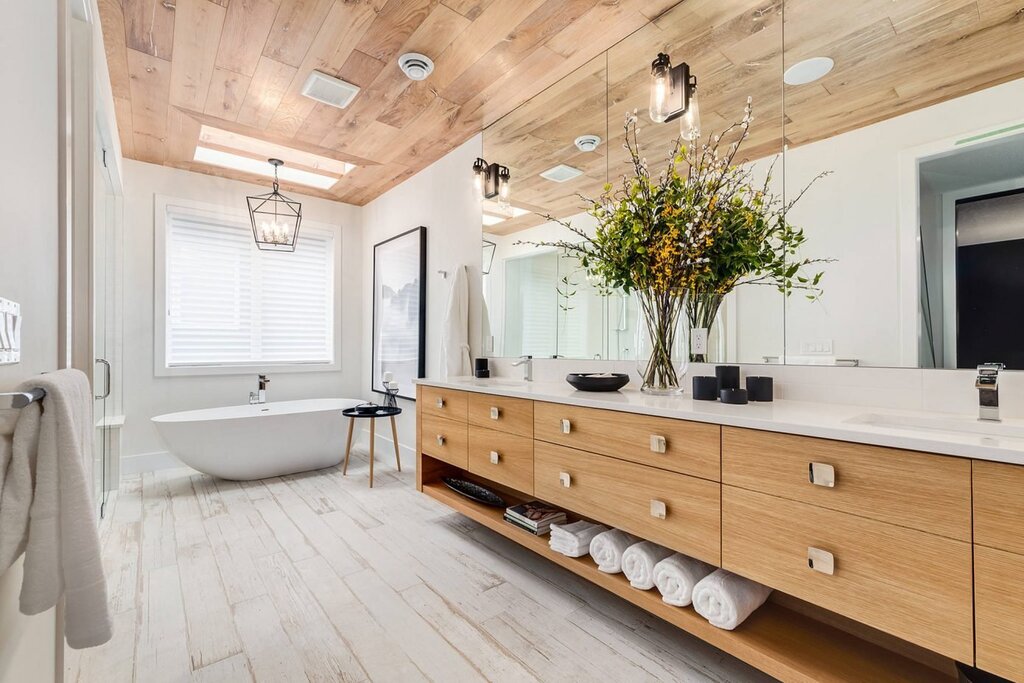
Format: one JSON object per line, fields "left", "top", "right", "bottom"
{"left": 511, "top": 355, "right": 533, "bottom": 382}
{"left": 256, "top": 374, "right": 270, "bottom": 404}
{"left": 976, "top": 363, "right": 1004, "bottom": 422}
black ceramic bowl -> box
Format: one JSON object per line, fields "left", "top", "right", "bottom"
{"left": 566, "top": 372, "right": 630, "bottom": 392}
{"left": 352, "top": 403, "right": 381, "bottom": 415}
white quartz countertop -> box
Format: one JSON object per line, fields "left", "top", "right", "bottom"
{"left": 416, "top": 377, "right": 1024, "bottom": 465}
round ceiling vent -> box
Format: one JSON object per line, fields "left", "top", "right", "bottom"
{"left": 399, "top": 53, "right": 435, "bottom": 81}
{"left": 783, "top": 57, "right": 834, "bottom": 86}
{"left": 574, "top": 134, "right": 602, "bottom": 152}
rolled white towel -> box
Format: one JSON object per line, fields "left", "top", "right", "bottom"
{"left": 692, "top": 569, "right": 772, "bottom": 630}
{"left": 621, "top": 541, "right": 674, "bottom": 590}
{"left": 589, "top": 529, "right": 639, "bottom": 573}
{"left": 549, "top": 520, "right": 608, "bottom": 557}
{"left": 652, "top": 554, "right": 715, "bottom": 606}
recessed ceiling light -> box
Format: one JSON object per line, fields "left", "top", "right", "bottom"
{"left": 193, "top": 147, "right": 340, "bottom": 190}
{"left": 301, "top": 70, "right": 360, "bottom": 109}
{"left": 399, "top": 53, "right": 434, "bottom": 81}
{"left": 783, "top": 57, "right": 834, "bottom": 86}
{"left": 540, "top": 164, "right": 584, "bottom": 183}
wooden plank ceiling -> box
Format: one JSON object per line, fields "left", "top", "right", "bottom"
{"left": 98, "top": 0, "right": 684, "bottom": 205}
{"left": 483, "top": 0, "right": 1024, "bottom": 234}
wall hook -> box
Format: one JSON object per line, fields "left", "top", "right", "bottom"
{"left": 437, "top": 270, "right": 448, "bottom": 279}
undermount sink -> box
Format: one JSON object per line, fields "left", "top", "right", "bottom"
{"left": 846, "top": 412, "right": 1024, "bottom": 440}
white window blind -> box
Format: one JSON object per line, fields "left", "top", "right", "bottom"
{"left": 164, "top": 206, "right": 335, "bottom": 368}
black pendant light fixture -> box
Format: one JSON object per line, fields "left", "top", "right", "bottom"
{"left": 472, "top": 157, "right": 510, "bottom": 201}
{"left": 247, "top": 158, "right": 302, "bottom": 252}
{"left": 649, "top": 53, "right": 701, "bottom": 141}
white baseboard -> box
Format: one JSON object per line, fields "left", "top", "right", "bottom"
{"left": 358, "top": 428, "right": 416, "bottom": 459}
{"left": 121, "top": 450, "right": 184, "bottom": 476}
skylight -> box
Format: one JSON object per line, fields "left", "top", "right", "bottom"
{"left": 193, "top": 147, "right": 342, "bottom": 190}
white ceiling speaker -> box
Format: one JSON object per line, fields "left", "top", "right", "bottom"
{"left": 399, "top": 53, "right": 435, "bottom": 81}
{"left": 574, "top": 134, "right": 602, "bottom": 152}
{"left": 301, "top": 70, "right": 360, "bottom": 109}
{"left": 783, "top": 57, "right": 835, "bottom": 86}
{"left": 540, "top": 164, "right": 584, "bottom": 183}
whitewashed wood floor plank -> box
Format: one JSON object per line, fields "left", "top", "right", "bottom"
{"left": 133, "top": 564, "right": 192, "bottom": 683}
{"left": 233, "top": 594, "right": 309, "bottom": 682}
{"left": 245, "top": 481, "right": 318, "bottom": 563}
{"left": 255, "top": 552, "right": 369, "bottom": 682}
{"left": 192, "top": 653, "right": 254, "bottom": 683}
{"left": 190, "top": 474, "right": 227, "bottom": 520}
{"left": 294, "top": 555, "right": 428, "bottom": 683}
{"left": 139, "top": 471, "right": 178, "bottom": 572}
{"left": 177, "top": 541, "right": 244, "bottom": 669}
{"left": 344, "top": 567, "right": 486, "bottom": 683}
{"left": 270, "top": 482, "right": 366, "bottom": 578}
{"left": 204, "top": 513, "right": 268, "bottom": 605}
{"left": 321, "top": 509, "right": 422, "bottom": 592}
{"left": 67, "top": 608, "right": 138, "bottom": 683}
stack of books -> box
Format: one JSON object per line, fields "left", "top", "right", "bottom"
{"left": 504, "top": 501, "right": 567, "bottom": 536}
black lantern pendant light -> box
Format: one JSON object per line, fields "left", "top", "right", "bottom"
{"left": 649, "top": 53, "right": 701, "bottom": 141}
{"left": 247, "top": 158, "right": 302, "bottom": 252}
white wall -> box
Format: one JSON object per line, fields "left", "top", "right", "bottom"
{"left": 0, "top": 0, "right": 59, "bottom": 680}
{"left": 120, "top": 160, "right": 364, "bottom": 462}
{"left": 361, "top": 135, "right": 484, "bottom": 453}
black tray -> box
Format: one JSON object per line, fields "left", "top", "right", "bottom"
{"left": 442, "top": 477, "right": 507, "bottom": 507}
{"left": 566, "top": 372, "right": 630, "bottom": 392}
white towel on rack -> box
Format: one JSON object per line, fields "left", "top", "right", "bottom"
{"left": 621, "top": 541, "right": 674, "bottom": 590}
{"left": 440, "top": 265, "right": 471, "bottom": 379}
{"left": 653, "top": 553, "right": 715, "bottom": 606}
{"left": 589, "top": 529, "right": 639, "bottom": 574}
{"left": 17, "top": 370, "right": 112, "bottom": 649}
{"left": 548, "top": 520, "right": 607, "bottom": 557}
{"left": 692, "top": 569, "right": 772, "bottom": 630}
{"left": 0, "top": 400, "right": 40, "bottom": 572}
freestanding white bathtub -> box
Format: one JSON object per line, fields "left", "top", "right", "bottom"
{"left": 152, "top": 398, "right": 361, "bottom": 480}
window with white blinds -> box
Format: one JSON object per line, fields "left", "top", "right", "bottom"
{"left": 163, "top": 204, "right": 336, "bottom": 369}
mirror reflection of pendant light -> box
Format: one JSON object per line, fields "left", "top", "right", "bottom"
{"left": 649, "top": 53, "right": 700, "bottom": 140}
{"left": 471, "top": 157, "right": 510, "bottom": 201}
{"left": 247, "top": 158, "right": 302, "bottom": 252}
{"left": 482, "top": 239, "right": 496, "bottom": 275}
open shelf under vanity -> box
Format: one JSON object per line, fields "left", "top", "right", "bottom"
{"left": 419, "top": 461, "right": 954, "bottom": 683}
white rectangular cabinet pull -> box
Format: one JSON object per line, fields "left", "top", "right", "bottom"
{"left": 490, "top": 406, "right": 500, "bottom": 420}
{"left": 559, "top": 471, "right": 571, "bottom": 488}
{"left": 560, "top": 419, "right": 572, "bottom": 434}
{"left": 489, "top": 451, "right": 500, "bottom": 465}
{"left": 650, "top": 435, "right": 667, "bottom": 453}
{"left": 807, "top": 547, "right": 835, "bottom": 575}
{"left": 808, "top": 462, "right": 836, "bottom": 488}
{"left": 436, "top": 398, "right": 445, "bottom": 409}
{"left": 436, "top": 435, "right": 445, "bottom": 446}
{"left": 650, "top": 500, "right": 667, "bottom": 519}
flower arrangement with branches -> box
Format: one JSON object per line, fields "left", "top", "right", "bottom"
{"left": 520, "top": 98, "right": 831, "bottom": 383}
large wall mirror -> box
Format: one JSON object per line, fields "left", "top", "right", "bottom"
{"left": 480, "top": 0, "right": 1024, "bottom": 370}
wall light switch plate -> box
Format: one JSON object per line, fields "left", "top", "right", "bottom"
{"left": 0, "top": 298, "right": 20, "bottom": 365}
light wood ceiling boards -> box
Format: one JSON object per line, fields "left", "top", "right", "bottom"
{"left": 99, "top": 0, "right": 683, "bottom": 204}
{"left": 485, "top": 0, "right": 1024, "bottom": 233}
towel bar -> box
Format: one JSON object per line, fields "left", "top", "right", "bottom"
{"left": 0, "top": 387, "right": 45, "bottom": 409}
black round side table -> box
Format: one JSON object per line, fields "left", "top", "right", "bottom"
{"left": 341, "top": 406, "right": 403, "bottom": 488}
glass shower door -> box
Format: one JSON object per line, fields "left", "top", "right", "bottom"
{"left": 92, "top": 140, "right": 115, "bottom": 518}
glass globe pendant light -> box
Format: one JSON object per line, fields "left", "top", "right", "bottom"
{"left": 247, "top": 158, "right": 302, "bottom": 252}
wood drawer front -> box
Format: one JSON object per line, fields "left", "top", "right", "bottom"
{"left": 722, "top": 427, "right": 971, "bottom": 541}
{"left": 534, "top": 402, "right": 720, "bottom": 481}
{"left": 467, "top": 393, "right": 533, "bottom": 437}
{"left": 975, "top": 546, "right": 1024, "bottom": 681}
{"left": 468, "top": 426, "right": 534, "bottom": 495}
{"left": 421, "top": 414, "right": 468, "bottom": 469}
{"left": 974, "top": 460, "right": 1024, "bottom": 554}
{"left": 534, "top": 441, "right": 720, "bottom": 564}
{"left": 722, "top": 486, "right": 973, "bottom": 661}
{"left": 420, "top": 386, "right": 468, "bottom": 421}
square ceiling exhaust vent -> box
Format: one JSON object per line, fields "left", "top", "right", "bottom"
{"left": 539, "top": 164, "right": 584, "bottom": 182}
{"left": 301, "top": 70, "right": 360, "bottom": 109}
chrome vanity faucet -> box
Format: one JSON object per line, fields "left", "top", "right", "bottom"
{"left": 511, "top": 355, "right": 533, "bottom": 382}
{"left": 976, "top": 363, "right": 1004, "bottom": 422}
{"left": 250, "top": 374, "right": 270, "bottom": 405}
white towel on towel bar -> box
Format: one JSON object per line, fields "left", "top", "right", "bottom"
{"left": 0, "top": 407, "right": 39, "bottom": 571}
{"left": 621, "top": 541, "right": 674, "bottom": 590}
{"left": 692, "top": 569, "right": 772, "bottom": 630}
{"left": 589, "top": 529, "right": 640, "bottom": 574}
{"left": 16, "top": 370, "right": 112, "bottom": 648}
{"left": 548, "top": 520, "right": 607, "bottom": 558}
{"left": 653, "top": 553, "right": 715, "bottom": 606}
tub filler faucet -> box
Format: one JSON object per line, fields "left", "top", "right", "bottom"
{"left": 250, "top": 374, "right": 270, "bottom": 404}
{"left": 976, "top": 363, "right": 1004, "bottom": 422}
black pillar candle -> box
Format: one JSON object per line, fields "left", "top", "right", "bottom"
{"left": 474, "top": 357, "right": 490, "bottom": 378}
{"left": 692, "top": 375, "right": 718, "bottom": 401}
{"left": 746, "top": 376, "right": 774, "bottom": 402}
{"left": 720, "top": 388, "right": 749, "bottom": 405}
{"left": 715, "top": 365, "right": 740, "bottom": 393}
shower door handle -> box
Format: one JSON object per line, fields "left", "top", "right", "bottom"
{"left": 95, "top": 358, "right": 111, "bottom": 400}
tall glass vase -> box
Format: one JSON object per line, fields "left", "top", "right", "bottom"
{"left": 687, "top": 291, "right": 724, "bottom": 363}
{"left": 635, "top": 289, "right": 690, "bottom": 395}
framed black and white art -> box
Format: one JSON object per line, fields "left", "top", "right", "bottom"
{"left": 371, "top": 226, "right": 426, "bottom": 400}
